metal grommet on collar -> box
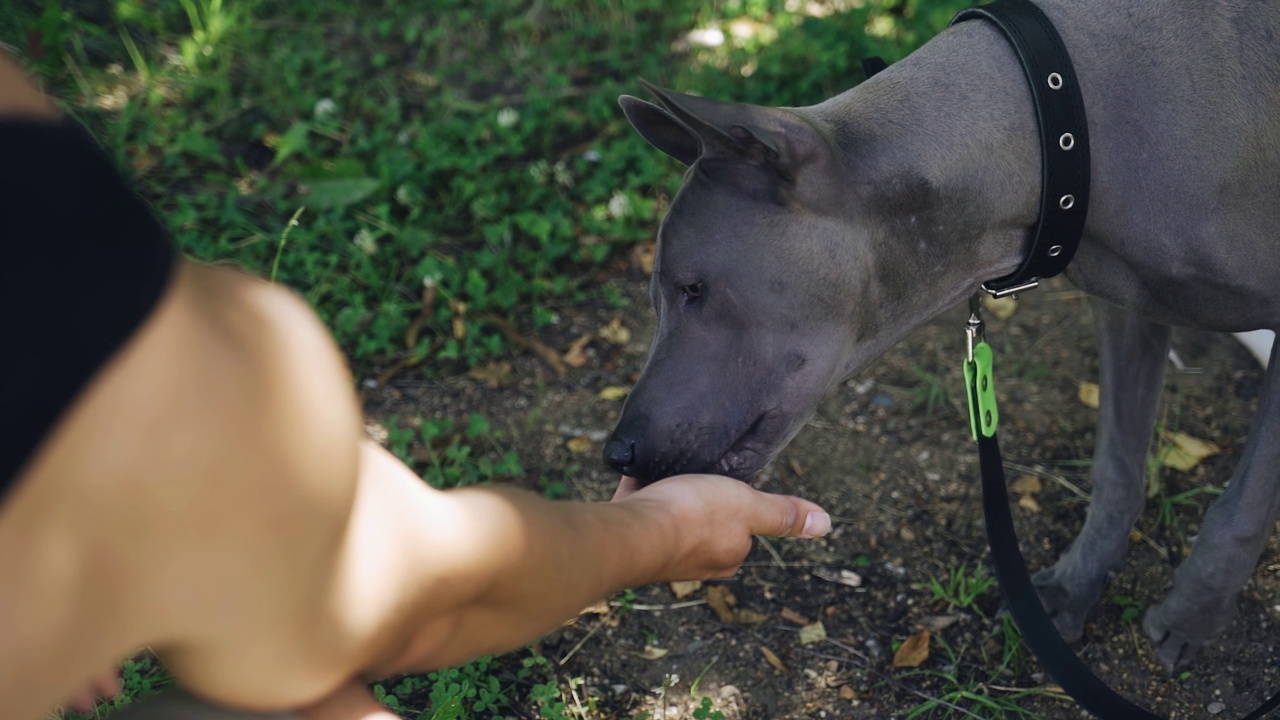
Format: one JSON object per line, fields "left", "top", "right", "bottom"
{"left": 1047, "top": 72, "right": 1063, "bottom": 89}
{"left": 1059, "top": 132, "right": 1075, "bottom": 150}
{"left": 1059, "top": 194, "right": 1075, "bottom": 209}
{"left": 1047, "top": 244, "right": 1063, "bottom": 257}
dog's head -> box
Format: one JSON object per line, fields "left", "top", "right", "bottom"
{"left": 602, "top": 82, "right": 892, "bottom": 485}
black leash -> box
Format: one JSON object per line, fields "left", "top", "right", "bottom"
{"left": 863, "top": 1, "right": 1280, "bottom": 717}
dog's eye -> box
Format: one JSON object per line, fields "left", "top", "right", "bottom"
{"left": 681, "top": 282, "right": 704, "bottom": 302}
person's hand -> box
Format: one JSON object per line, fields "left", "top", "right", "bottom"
{"left": 63, "top": 668, "right": 121, "bottom": 715}
{"left": 611, "top": 474, "right": 830, "bottom": 581}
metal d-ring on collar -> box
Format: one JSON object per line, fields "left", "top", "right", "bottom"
{"left": 951, "top": 0, "right": 1091, "bottom": 299}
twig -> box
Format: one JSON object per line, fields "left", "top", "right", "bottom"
{"left": 558, "top": 612, "right": 609, "bottom": 667}
{"left": 755, "top": 536, "right": 787, "bottom": 569}
{"left": 480, "top": 314, "right": 567, "bottom": 376}
{"left": 1004, "top": 462, "right": 1089, "bottom": 499}
{"left": 608, "top": 599, "right": 707, "bottom": 611}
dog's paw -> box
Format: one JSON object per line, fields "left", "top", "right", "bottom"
{"left": 1142, "top": 595, "right": 1234, "bottom": 671}
{"left": 1031, "top": 564, "right": 1105, "bottom": 643}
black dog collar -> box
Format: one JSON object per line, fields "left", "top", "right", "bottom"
{"left": 950, "top": 0, "right": 1091, "bottom": 297}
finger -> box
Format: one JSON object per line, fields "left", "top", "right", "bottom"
{"left": 611, "top": 475, "right": 640, "bottom": 501}
{"left": 750, "top": 492, "right": 830, "bottom": 539}
{"left": 67, "top": 688, "right": 97, "bottom": 714}
{"left": 95, "top": 669, "right": 122, "bottom": 700}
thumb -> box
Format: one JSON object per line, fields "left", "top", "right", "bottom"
{"left": 748, "top": 491, "right": 831, "bottom": 539}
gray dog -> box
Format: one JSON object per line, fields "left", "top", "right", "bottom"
{"left": 603, "top": 0, "right": 1280, "bottom": 671}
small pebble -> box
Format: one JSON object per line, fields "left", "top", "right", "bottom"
{"left": 1208, "top": 701, "right": 1226, "bottom": 715}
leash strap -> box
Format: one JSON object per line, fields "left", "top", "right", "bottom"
{"left": 966, "top": 303, "right": 1280, "bottom": 719}
{"left": 950, "top": 0, "right": 1091, "bottom": 298}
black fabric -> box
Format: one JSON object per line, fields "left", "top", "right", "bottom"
{"left": 0, "top": 118, "right": 176, "bottom": 496}
{"left": 951, "top": 0, "right": 1091, "bottom": 295}
{"left": 979, "top": 431, "right": 1280, "bottom": 719}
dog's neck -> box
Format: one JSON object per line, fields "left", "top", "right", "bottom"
{"left": 806, "top": 19, "right": 1052, "bottom": 322}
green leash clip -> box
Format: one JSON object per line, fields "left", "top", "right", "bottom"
{"left": 963, "top": 296, "right": 999, "bottom": 440}
{"left": 964, "top": 341, "right": 998, "bottom": 440}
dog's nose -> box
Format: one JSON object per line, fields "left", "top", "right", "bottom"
{"left": 602, "top": 437, "right": 635, "bottom": 473}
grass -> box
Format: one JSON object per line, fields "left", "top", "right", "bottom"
{"left": 9, "top": 0, "right": 971, "bottom": 717}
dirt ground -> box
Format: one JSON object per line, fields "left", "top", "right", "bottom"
{"left": 361, "top": 268, "right": 1278, "bottom": 720}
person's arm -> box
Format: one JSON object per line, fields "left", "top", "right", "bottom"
{"left": 328, "top": 442, "right": 830, "bottom": 680}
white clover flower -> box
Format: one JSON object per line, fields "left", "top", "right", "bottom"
{"left": 552, "top": 161, "right": 573, "bottom": 187}
{"left": 353, "top": 228, "right": 378, "bottom": 255}
{"left": 528, "top": 159, "right": 550, "bottom": 184}
{"left": 422, "top": 273, "right": 440, "bottom": 289}
{"left": 582, "top": 148, "right": 602, "bottom": 162}
{"left": 313, "top": 98, "right": 337, "bottom": 122}
{"left": 607, "top": 190, "right": 631, "bottom": 219}
{"left": 396, "top": 129, "right": 412, "bottom": 145}
{"left": 496, "top": 107, "right": 519, "bottom": 128}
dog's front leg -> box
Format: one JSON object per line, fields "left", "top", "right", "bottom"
{"left": 1144, "top": 337, "right": 1280, "bottom": 670}
{"left": 1032, "top": 298, "right": 1172, "bottom": 642}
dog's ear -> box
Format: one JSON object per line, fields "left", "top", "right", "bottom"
{"left": 635, "top": 80, "right": 824, "bottom": 181}
{"left": 618, "top": 94, "right": 701, "bottom": 165}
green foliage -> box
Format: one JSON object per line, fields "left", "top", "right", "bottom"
{"left": 383, "top": 413, "right": 523, "bottom": 489}
{"left": 928, "top": 563, "right": 997, "bottom": 616}
{"left": 692, "top": 696, "right": 726, "bottom": 720}
{"left": 1112, "top": 594, "right": 1142, "bottom": 624}
{"left": 10, "top": 0, "right": 969, "bottom": 377}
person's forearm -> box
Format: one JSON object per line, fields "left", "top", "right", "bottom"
{"left": 339, "top": 442, "right": 680, "bottom": 679}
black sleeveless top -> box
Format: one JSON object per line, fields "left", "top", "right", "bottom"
{"left": 0, "top": 118, "right": 175, "bottom": 496}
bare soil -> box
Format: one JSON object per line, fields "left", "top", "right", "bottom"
{"left": 361, "top": 271, "right": 1277, "bottom": 720}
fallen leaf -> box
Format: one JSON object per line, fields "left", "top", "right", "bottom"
{"left": 638, "top": 645, "right": 669, "bottom": 660}
{"left": 892, "top": 628, "right": 931, "bottom": 669}
{"left": 1161, "top": 431, "right": 1222, "bottom": 472}
{"left": 982, "top": 294, "right": 1018, "bottom": 321}
{"left": 1078, "top": 381, "right": 1100, "bottom": 409}
{"left": 630, "top": 242, "right": 656, "bottom": 274}
{"left": 580, "top": 600, "right": 610, "bottom": 616}
{"left": 1018, "top": 494, "right": 1042, "bottom": 513}
{"left": 1009, "top": 475, "right": 1042, "bottom": 494}
{"left": 917, "top": 615, "right": 962, "bottom": 632}
{"left": 732, "top": 609, "right": 769, "bottom": 625}
{"left": 670, "top": 580, "right": 703, "bottom": 599}
{"left": 780, "top": 607, "right": 811, "bottom": 626}
{"left": 811, "top": 568, "right": 863, "bottom": 588}
{"left": 467, "top": 361, "right": 511, "bottom": 389}
{"left": 562, "top": 334, "right": 592, "bottom": 368}
{"left": 760, "top": 645, "right": 787, "bottom": 673}
{"left": 788, "top": 456, "right": 807, "bottom": 479}
{"left": 566, "top": 436, "right": 592, "bottom": 454}
{"left": 598, "top": 385, "right": 629, "bottom": 401}
{"left": 798, "top": 621, "right": 827, "bottom": 646}
{"left": 450, "top": 299, "right": 468, "bottom": 340}
{"left": 839, "top": 685, "right": 859, "bottom": 700}
{"left": 706, "top": 586, "right": 737, "bottom": 623}
{"left": 481, "top": 315, "right": 567, "bottom": 377}
{"left": 598, "top": 317, "right": 631, "bottom": 345}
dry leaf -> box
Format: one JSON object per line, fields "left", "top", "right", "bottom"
{"left": 892, "top": 628, "right": 931, "bottom": 669}
{"left": 598, "top": 385, "right": 629, "bottom": 401}
{"left": 811, "top": 568, "right": 863, "bottom": 588}
{"left": 566, "top": 436, "right": 592, "bottom": 454}
{"left": 706, "top": 586, "right": 738, "bottom": 623}
{"left": 467, "top": 361, "right": 511, "bottom": 389}
{"left": 732, "top": 609, "right": 769, "bottom": 625}
{"left": 1018, "top": 494, "right": 1042, "bottom": 513}
{"left": 630, "top": 242, "right": 656, "bottom": 274}
{"left": 982, "top": 294, "right": 1018, "bottom": 321}
{"left": 1161, "top": 431, "right": 1222, "bottom": 472}
{"left": 562, "top": 334, "right": 592, "bottom": 368}
{"left": 798, "top": 621, "right": 827, "bottom": 646}
{"left": 788, "top": 457, "right": 807, "bottom": 479}
{"left": 760, "top": 645, "right": 787, "bottom": 673}
{"left": 1009, "top": 475, "right": 1042, "bottom": 494}
{"left": 1078, "top": 381, "right": 1100, "bottom": 409}
{"left": 450, "top": 299, "right": 468, "bottom": 340}
{"left": 780, "top": 607, "right": 811, "bottom": 626}
{"left": 598, "top": 317, "right": 632, "bottom": 345}
{"left": 638, "top": 645, "right": 669, "bottom": 660}
{"left": 917, "top": 615, "right": 962, "bottom": 632}
{"left": 839, "top": 685, "right": 859, "bottom": 700}
{"left": 580, "top": 600, "right": 610, "bottom": 616}
{"left": 670, "top": 580, "right": 703, "bottom": 599}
